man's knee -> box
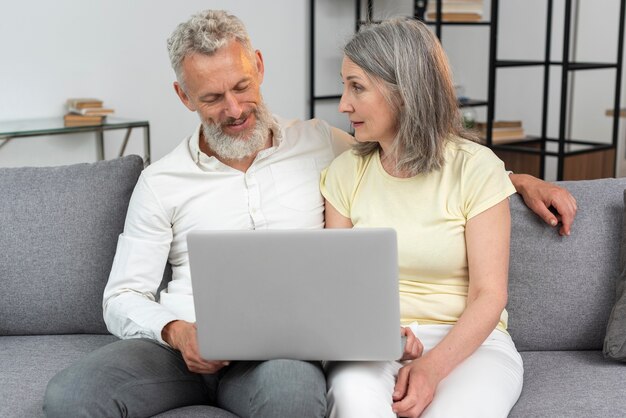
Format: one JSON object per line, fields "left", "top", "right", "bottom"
{"left": 44, "top": 364, "right": 109, "bottom": 418}
{"left": 43, "top": 338, "right": 206, "bottom": 418}
{"left": 251, "top": 359, "right": 326, "bottom": 417}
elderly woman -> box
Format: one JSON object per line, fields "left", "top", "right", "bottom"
{"left": 321, "top": 18, "right": 524, "bottom": 418}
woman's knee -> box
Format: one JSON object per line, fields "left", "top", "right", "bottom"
{"left": 326, "top": 362, "right": 398, "bottom": 418}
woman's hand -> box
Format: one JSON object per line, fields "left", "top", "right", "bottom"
{"left": 400, "top": 326, "right": 423, "bottom": 361}
{"left": 392, "top": 357, "right": 441, "bottom": 417}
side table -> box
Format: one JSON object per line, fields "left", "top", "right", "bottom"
{"left": 0, "top": 117, "right": 151, "bottom": 165}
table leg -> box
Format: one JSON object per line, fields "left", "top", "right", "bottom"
{"left": 118, "top": 128, "right": 133, "bottom": 157}
{"left": 0, "top": 137, "right": 12, "bottom": 151}
{"left": 96, "top": 130, "right": 104, "bottom": 160}
{"left": 143, "top": 125, "right": 151, "bottom": 165}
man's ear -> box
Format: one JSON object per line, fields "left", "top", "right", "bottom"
{"left": 255, "top": 50, "right": 265, "bottom": 85}
{"left": 174, "top": 81, "right": 196, "bottom": 112}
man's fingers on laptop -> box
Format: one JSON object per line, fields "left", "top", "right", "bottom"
{"left": 165, "top": 322, "right": 227, "bottom": 374}
{"left": 185, "top": 358, "right": 229, "bottom": 374}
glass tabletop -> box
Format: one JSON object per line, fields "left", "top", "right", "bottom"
{"left": 0, "top": 117, "right": 149, "bottom": 137}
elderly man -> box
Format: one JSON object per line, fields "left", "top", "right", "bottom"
{"left": 43, "top": 9, "right": 577, "bottom": 418}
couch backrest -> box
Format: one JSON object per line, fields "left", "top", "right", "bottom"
{"left": 507, "top": 177, "right": 626, "bottom": 351}
{"left": 0, "top": 156, "right": 144, "bottom": 335}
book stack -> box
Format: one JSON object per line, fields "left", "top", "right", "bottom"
{"left": 64, "top": 98, "right": 114, "bottom": 127}
{"left": 476, "top": 120, "right": 526, "bottom": 144}
{"left": 426, "top": 0, "right": 484, "bottom": 22}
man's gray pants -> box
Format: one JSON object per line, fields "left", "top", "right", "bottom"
{"left": 43, "top": 338, "right": 327, "bottom": 418}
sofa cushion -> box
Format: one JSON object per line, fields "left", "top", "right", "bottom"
{"left": 0, "top": 334, "right": 119, "bottom": 418}
{"left": 604, "top": 190, "right": 626, "bottom": 361}
{"left": 509, "top": 350, "right": 626, "bottom": 418}
{"left": 0, "top": 156, "right": 144, "bottom": 335}
{"left": 507, "top": 178, "right": 626, "bottom": 351}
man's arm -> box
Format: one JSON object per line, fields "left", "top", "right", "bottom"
{"left": 509, "top": 173, "right": 578, "bottom": 236}
{"left": 103, "top": 175, "right": 178, "bottom": 343}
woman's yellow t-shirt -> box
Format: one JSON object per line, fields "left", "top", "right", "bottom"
{"left": 320, "top": 138, "right": 516, "bottom": 331}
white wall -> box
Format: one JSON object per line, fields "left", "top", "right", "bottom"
{"left": 0, "top": 0, "right": 307, "bottom": 167}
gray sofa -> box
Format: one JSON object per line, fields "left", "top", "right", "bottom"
{"left": 1, "top": 155, "right": 626, "bottom": 418}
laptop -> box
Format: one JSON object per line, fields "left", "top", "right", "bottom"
{"left": 187, "top": 228, "right": 401, "bottom": 361}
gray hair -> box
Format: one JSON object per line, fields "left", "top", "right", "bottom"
{"left": 344, "top": 17, "right": 473, "bottom": 175}
{"left": 167, "top": 10, "right": 254, "bottom": 87}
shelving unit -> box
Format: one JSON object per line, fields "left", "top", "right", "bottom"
{"left": 308, "top": 0, "right": 488, "bottom": 119}
{"left": 420, "top": 0, "right": 491, "bottom": 120}
{"left": 486, "top": 0, "right": 626, "bottom": 180}
{"left": 308, "top": 0, "right": 359, "bottom": 119}
{"left": 309, "top": 0, "right": 626, "bottom": 180}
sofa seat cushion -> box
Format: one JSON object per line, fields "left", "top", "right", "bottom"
{"left": 509, "top": 350, "right": 626, "bottom": 418}
{"left": 0, "top": 334, "right": 118, "bottom": 418}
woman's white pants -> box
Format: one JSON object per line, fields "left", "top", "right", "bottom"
{"left": 326, "top": 324, "right": 523, "bottom": 418}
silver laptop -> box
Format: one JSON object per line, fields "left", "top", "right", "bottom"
{"left": 187, "top": 228, "right": 401, "bottom": 361}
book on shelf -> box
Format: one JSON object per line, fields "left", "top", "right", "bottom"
{"left": 66, "top": 98, "right": 103, "bottom": 109}
{"left": 66, "top": 97, "right": 115, "bottom": 117}
{"left": 63, "top": 113, "right": 105, "bottom": 127}
{"left": 426, "top": 12, "right": 482, "bottom": 22}
{"left": 476, "top": 120, "right": 526, "bottom": 144}
{"left": 605, "top": 108, "right": 626, "bottom": 118}
{"left": 68, "top": 107, "right": 115, "bottom": 116}
{"left": 426, "top": 0, "right": 483, "bottom": 21}
{"left": 476, "top": 120, "right": 522, "bottom": 129}
{"left": 426, "top": 1, "right": 483, "bottom": 13}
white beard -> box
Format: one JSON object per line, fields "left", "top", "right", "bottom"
{"left": 202, "top": 101, "right": 273, "bottom": 160}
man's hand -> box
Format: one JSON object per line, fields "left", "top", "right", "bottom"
{"left": 400, "top": 327, "right": 423, "bottom": 361}
{"left": 509, "top": 173, "right": 578, "bottom": 236}
{"left": 392, "top": 358, "right": 440, "bottom": 417}
{"left": 162, "top": 320, "right": 229, "bottom": 374}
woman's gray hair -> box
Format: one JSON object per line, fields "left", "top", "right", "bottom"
{"left": 167, "top": 10, "right": 254, "bottom": 87}
{"left": 344, "top": 17, "right": 473, "bottom": 175}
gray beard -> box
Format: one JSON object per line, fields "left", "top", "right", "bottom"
{"left": 201, "top": 102, "right": 273, "bottom": 160}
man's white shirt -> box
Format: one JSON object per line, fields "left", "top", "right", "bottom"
{"left": 103, "top": 117, "right": 351, "bottom": 343}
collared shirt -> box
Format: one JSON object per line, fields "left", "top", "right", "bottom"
{"left": 103, "top": 116, "right": 351, "bottom": 343}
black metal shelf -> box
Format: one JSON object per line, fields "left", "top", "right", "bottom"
{"left": 309, "top": 0, "right": 490, "bottom": 116}
{"left": 357, "top": 19, "right": 492, "bottom": 26}
{"left": 486, "top": 0, "right": 625, "bottom": 179}
{"left": 309, "top": 0, "right": 625, "bottom": 179}
{"left": 495, "top": 60, "right": 619, "bottom": 70}
{"left": 357, "top": 20, "right": 381, "bottom": 25}
{"left": 491, "top": 136, "right": 615, "bottom": 157}
{"left": 425, "top": 20, "right": 491, "bottom": 26}
{"left": 313, "top": 94, "right": 342, "bottom": 101}
{"left": 459, "top": 98, "right": 488, "bottom": 107}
